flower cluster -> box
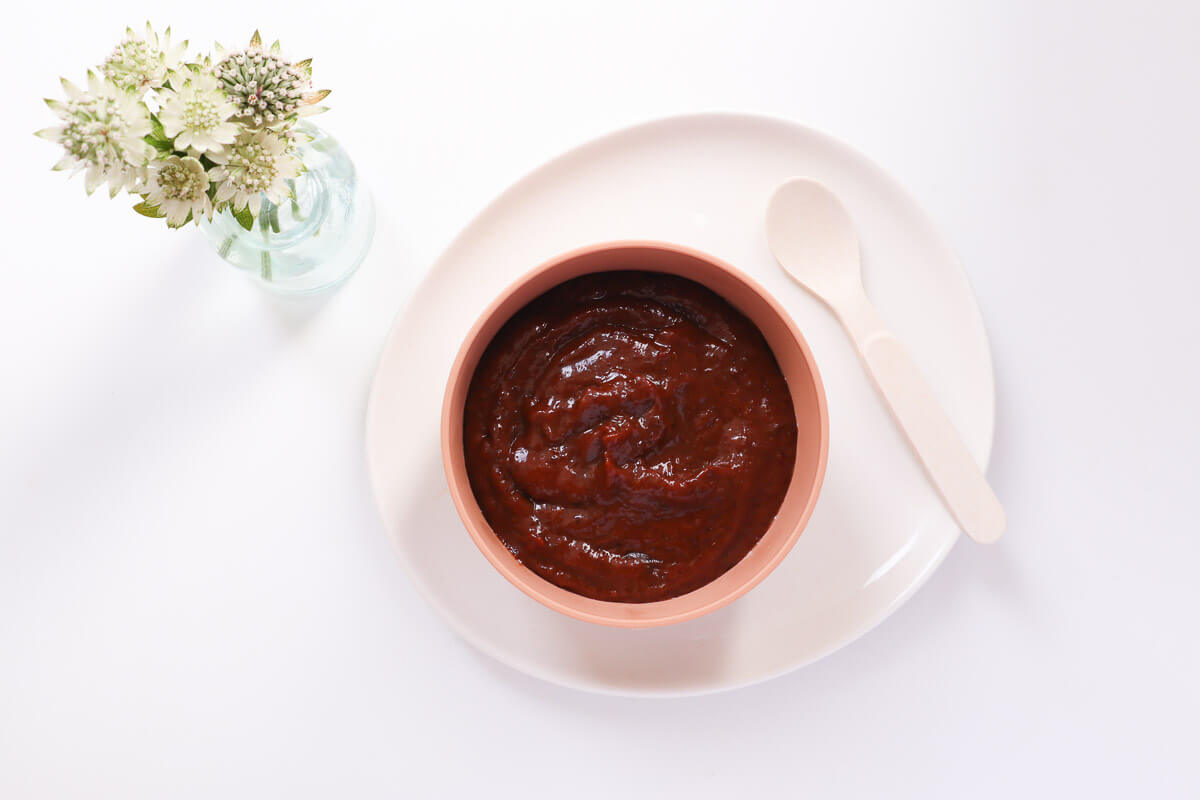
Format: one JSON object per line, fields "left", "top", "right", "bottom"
{"left": 38, "top": 27, "right": 331, "bottom": 229}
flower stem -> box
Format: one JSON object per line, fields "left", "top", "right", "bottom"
{"left": 287, "top": 179, "right": 304, "bottom": 221}
{"left": 257, "top": 197, "right": 276, "bottom": 281}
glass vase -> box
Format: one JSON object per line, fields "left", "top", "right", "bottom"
{"left": 201, "top": 121, "right": 374, "bottom": 295}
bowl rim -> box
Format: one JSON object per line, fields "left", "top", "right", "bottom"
{"left": 440, "top": 240, "right": 829, "bottom": 627}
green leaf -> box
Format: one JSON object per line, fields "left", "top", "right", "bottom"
{"left": 133, "top": 200, "right": 166, "bottom": 219}
{"left": 144, "top": 134, "right": 174, "bottom": 154}
{"left": 144, "top": 114, "right": 173, "bottom": 152}
{"left": 232, "top": 205, "right": 254, "bottom": 231}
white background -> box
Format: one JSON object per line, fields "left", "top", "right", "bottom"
{"left": 2, "top": 1, "right": 1197, "bottom": 796}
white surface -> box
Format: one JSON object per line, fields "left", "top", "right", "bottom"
{"left": 366, "top": 113, "right": 996, "bottom": 693}
{"left": 2, "top": 0, "right": 1197, "bottom": 795}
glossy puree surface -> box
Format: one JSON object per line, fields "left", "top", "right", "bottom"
{"left": 463, "top": 271, "right": 797, "bottom": 602}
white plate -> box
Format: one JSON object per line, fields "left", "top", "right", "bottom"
{"left": 366, "top": 112, "right": 995, "bottom": 697}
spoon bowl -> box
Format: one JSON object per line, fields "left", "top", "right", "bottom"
{"left": 766, "top": 178, "right": 864, "bottom": 303}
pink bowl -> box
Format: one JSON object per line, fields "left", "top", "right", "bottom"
{"left": 441, "top": 242, "right": 829, "bottom": 627}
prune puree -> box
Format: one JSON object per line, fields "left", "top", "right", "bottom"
{"left": 463, "top": 271, "right": 797, "bottom": 602}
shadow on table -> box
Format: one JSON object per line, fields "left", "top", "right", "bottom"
{"left": 254, "top": 288, "right": 334, "bottom": 335}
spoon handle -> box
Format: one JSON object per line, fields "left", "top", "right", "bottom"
{"left": 839, "top": 290, "right": 1006, "bottom": 543}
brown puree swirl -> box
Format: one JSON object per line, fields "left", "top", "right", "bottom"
{"left": 463, "top": 271, "right": 798, "bottom": 602}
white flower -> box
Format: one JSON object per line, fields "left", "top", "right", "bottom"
{"left": 214, "top": 32, "right": 330, "bottom": 129}
{"left": 144, "top": 155, "right": 212, "bottom": 227}
{"left": 101, "top": 23, "right": 187, "bottom": 96}
{"left": 36, "top": 72, "right": 153, "bottom": 197}
{"left": 158, "top": 70, "right": 239, "bottom": 153}
{"left": 209, "top": 129, "right": 301, "bottom": 216}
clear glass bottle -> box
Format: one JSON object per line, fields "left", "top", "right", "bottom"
{"left": 201, "top": 122, "right": 374, "bottom": 295}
